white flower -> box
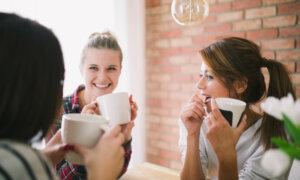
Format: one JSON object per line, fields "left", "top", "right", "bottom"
{"left": 261, "top": 93, "right": 300, "bottom": 126}
{"left": 261, "top": 149, "right": 291, "bottom": 177}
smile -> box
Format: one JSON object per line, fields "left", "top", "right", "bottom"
{"left": 94, "top": 83, "right": 111, "bottom": 88}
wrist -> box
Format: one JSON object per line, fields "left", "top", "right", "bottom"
{"left": 217, "top": 148, "right": 237, "bottom": 163}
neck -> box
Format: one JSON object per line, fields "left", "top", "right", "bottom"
{"left": 244, "top": 105, "right": 262, "bottom": 128}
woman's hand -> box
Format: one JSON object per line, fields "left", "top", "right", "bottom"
{"left": 180, "top": 94, "right": 206, "bottom": 135}
{"left": 41, "top": 130, "right": 72, "bottom": 165}
{"left": 81, "top": 101, "right": 100, "bottom": 115}
{"left": 121, "top": 95, "right": 138, "bottom": 143}
{"left": 206, "top": 98, "right": 247, "bottom": 159}
{"left": 73, "top": 126, "right": 125, "bottom": 180}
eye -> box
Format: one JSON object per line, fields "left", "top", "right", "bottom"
{"left": 206, "top": 75, "right": 214, "bottom": 80}
{"left": 89, "top": 66, "right": 98, "bottom": 71}
{"left": 107, "top": 67, "right": 117, "bottom": 71}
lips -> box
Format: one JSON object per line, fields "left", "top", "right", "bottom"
{"left": 203, "top": 95, "right": 211, "bottom": 104}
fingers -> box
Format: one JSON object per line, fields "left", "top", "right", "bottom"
{"left": 189, "top": 94, "right": 203, "bottom": 105}
{"left": 72, "top": 144, "right": 89, "bottom": 157}
{"left": 81, "top": 103, "right": 98, "bottom": 114}
{"left": 236, "top": 114, "right": 247, "bottom": 135}
{"left": 105, "top": 125, "right": 123, "bottom": 138}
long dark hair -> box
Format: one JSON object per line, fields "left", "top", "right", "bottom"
{"left": 200, "top": 37, "right": 296, "bottom": 150}
{"left": 0, "top": 13, "right": 65, "bottom": 142}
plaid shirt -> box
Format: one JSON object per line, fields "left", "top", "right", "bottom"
{"left": 50, "top": 85, "right": 132, "bottom": 180}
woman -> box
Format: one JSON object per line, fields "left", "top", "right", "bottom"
{"left": 179, "top": 37, "right": 295, "bottom": 180}
{"left": 50, "top": 31, "right": 138, "bottom": 179}
{"left": 0, "top": 12, "right": 125, "bottom": 180}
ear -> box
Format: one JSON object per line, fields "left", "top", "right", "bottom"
{"left": 233, "top": 78, "right": 248, "bottom": 94}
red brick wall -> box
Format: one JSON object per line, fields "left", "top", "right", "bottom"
{"left": 145, "top": 0, "right": 300, "bottom": 171}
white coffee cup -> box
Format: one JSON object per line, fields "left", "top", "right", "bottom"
{"left": 61, "top": 113, "right": 109, "bottom": 165}
{"left": 96, "top": 92, "right": 131, "bottom": 126}
{"left": 215, "top": 98, "right": 246, "bottom": 127}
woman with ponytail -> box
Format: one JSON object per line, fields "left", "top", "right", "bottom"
{"left": 179, "top": 37, "right": 296, "bottom": 180}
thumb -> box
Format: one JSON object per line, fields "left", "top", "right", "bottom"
{"left": 211, "top": 98, "right": 219, "bottom": 111}
{"left": 72, "top": 144, "right": 89, "bottom": 157}
{"left": 236, "top": 114, "right": 247, "bottom": 135}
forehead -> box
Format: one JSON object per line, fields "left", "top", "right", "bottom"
{"left": 84, "top": 48, "right": 121, "bottom": 66}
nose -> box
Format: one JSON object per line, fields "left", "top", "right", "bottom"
{"left": 196, "top": 76, "right": 206, "bottom": 90}
{"left": 98, "top": 69, "right": 108, "bottom": 82}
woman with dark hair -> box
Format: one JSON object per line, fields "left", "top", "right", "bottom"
{"left": 0, "top": 12, "right": 125, "bottom": 180}
{"left": 179, "top": 37, "right": 296, "bottom": 180}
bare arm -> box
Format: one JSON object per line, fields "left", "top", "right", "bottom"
{"left": 181, "top": 132, "right": 205, "bottom": 180}
{"left": 217, "top": 149, "right": 238, "bottom": 180}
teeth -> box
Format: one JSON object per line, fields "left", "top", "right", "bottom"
{"left": 94, "top": 83, "right": 110, "bottom": 88}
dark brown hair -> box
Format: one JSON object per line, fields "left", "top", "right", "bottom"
{"left": 0, "top": 13, "right": 65, "bottom": 142}
{"left": 200, "top": 37, "right": 296, "bottom": 150}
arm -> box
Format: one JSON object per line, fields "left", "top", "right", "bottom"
{"left": 206, "top": 99, "right": 247, "bottom": 180}
{"left": 181, "top": 132, "right": 205, "bottom": 180}
{"left": 179, "top": 94, "right": 206, "bottom": 180}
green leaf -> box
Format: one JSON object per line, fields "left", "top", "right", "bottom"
{"left": 283, "top": 114, "right": 300, "bottom": 146}
{"left": 272, "top": 138, "right": 300, "bottom": 160}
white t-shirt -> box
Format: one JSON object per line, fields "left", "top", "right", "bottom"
{"left": 179, "top": 119, "right": 289, "bottom": 180}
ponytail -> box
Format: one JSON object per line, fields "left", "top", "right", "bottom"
{"left": 259, "top": 58, "right": 296, "bottom": 150}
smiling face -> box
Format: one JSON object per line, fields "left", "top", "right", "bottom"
{"left": 80, "top": 48, "right": 121, "bottom": 102}
{"left": 197, "top": 59, "right": 230, "bottom": 112}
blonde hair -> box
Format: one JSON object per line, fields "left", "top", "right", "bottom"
{"left": 80, "top": 31, "right": 123, "bottom": 66}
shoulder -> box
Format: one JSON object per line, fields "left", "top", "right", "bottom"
{"left": 0, "top": 140, "right": 56, "bottom": 180}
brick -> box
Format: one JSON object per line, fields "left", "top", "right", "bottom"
{"left": 181, "top": 83, "right": 197, "bottom": 92}
{"left": 160, "top": 48, "right": 181, "bottom": 56}
{"left": 151, "top": 107, "right": 170, "bottom": 116}
{"left": 153, "top": 39, "right": 169, "bottom": 48}
{"left": 263, "top": 15, "right": 297, "bottom": 28}
{"left": 160, "top": 133, "right": 179, "bottom": 144}
{"left": 151, "top": 73, "right": 170, "bottom": 82}
{"left": 282, "top": 62, "right": 296, "bottom": 72}
{"left": 148, "top": 5, "right": 170, "bottom": 15}
{"left": 146, "top": 49, "right": 160, "bottom": 57}
{"left": 203, "top": 16, "right": 216, "bottom": 24}
{"left": 150, "top": 22, "right": 170, "bottom": 32}
{"left": 147, "top": 99, "right": 161, "bottom": 106}
{"left": 263, "top": 0, "right": 295, "bottom": 5}
{"left": 280, "top": 27, "right": 300, "bottom": 37}
{"left": 277, "top": 50, "right": 300, "bottom": 61}
{"left": 147, "top": 32, "right": 161, "bottom": 41}
{"left": 146, "top": 0, "right": 161, "bottom": 7}
{"left": 146, "top": 147, "right": 160, "bottom": 156}
{"left": 180, "top": 47, "right": 201, "bottom": 54}
{"left": 146, "top": 82, "right": 160, "bottom": 89}
{"left": 161, "top": 30, "right": 182, "bottom": 38}
{"left": 278, "top": 2, "right": 300, "bottom": 14}
{"left": 297, "top": 39, "right": 300, "bottom": 48}
{"left": 181, "top": 64, "right": 201, "bottom": 74}
{"left": 169, "top": 55, "right": 191, "bottom": 64}
{"left": 218, "top": 32, "right": 246, "bottom": 39}
{"left": 160, "top": 66, "right": 181, "bottom": 73}
{"left": 233, "top": 0, "right": 261, "bottom": 10}
{"left": 192, "top": 35, "right": 216, "bottom": 44}
{"left": 170, "top": 37, "right": 192, "bottom": 47}
{"left": 182, "top": 27, "right": 205, "bottom": 36}
{"left": 261, "top": 39, "right": 295, "bottom": 50}
{"left": 261, "top": 51, "right": 275, "bottom": 60}
{"left": 147, "top": 66, "right": 161, "bottom": 73}
{"left": 210, "top": 3, "right": 231, "bottom": 14}
{"left": 170, "top": 92, "right": 191, "bottom": 100}
{"left": 150, "top": 123, "right": 172, "bottom": 132}
{"left": 216, "top": 11, "right": 243, "bottom": 23}
{"left": 205, "top": 23, "right": 231, "bottom": 34}
{"left": 161, "top": 83, "right": 181, "bottom": 91}
{"left": 160, "top": 13, "right": 172, "bottom": 22}
{"left": 161, "top": 100, "right": 181, "bottom": 108}
{"left": 292, "top": 73, "right": 300, "bottom": 84}
{"left": 146, "top": 115, "right": 161, "bottom": 124}
{"left": 298, "top": 63, "right": 300, "bottom": 72}
{"left": 233, "top": 19, "right": 261, "bottom": 31}
{"left": 148, "top": 90, "right": 169, "bottom": 99}
{"left": 160, "top": 117, "right": 179, "bottom": 126}
{"left": 245, "top": 7, "right": 276, "bottom": 19}
{"left": 160, "top": 150, "right": 181, "bottom": 161}
{"left": 150, "top": 57, "right": 169, "bottom": 64}
{"left": 171, "top": 74, "right": 192, "bottom": 82}
{"left": 146, "top": 15, "right": 161, "bottom": 24}
{"left": 247, "top": 29, "right": 278, "bottom": 40}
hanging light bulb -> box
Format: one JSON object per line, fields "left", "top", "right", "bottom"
{"left": 171, "top": 0, "right": 209, "bottom": 26}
